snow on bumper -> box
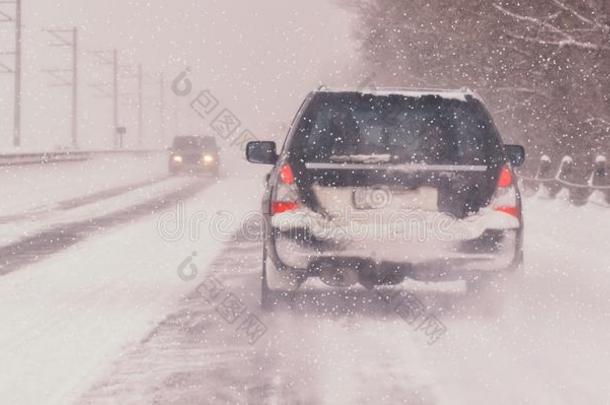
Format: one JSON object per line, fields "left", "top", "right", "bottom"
{"left": 270, "top": 207, "right": 520, "bottom": 273}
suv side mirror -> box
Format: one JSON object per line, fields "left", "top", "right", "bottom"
{"left": 506, "top": 144, "right": 525, "bottom": 167}
{"left": 246, "top": 141, "right": 278, "bottom": 164}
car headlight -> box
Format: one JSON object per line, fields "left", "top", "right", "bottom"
{"left": 202, "top": 154, "right": 214, "bottom": 164}
{"left": 172, "top": 155, "right": 183, "bottom": 163}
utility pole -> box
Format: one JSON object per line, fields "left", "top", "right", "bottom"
{"left": 159, "top": 73, "right": 165, "bottom": 142}
{"left": 0, "top": 0, "right": 22, "bottom": 147}
{"left": 137, "top": 63, "right": 143, "bottom": 146}
{"left": 91, "top": 60, "right": 162, "bottom": 149}
{"left": 113, "top": 49, "right": 119, "bottom": 146}
{"left": 88, "top": 49, "right": 123, "bottom": 148}
{"left": 71, "top": 28, "right": 77, "bottom": 149}
{"left": 126, "top": 66, "right": 165, "bottom": 148}
{"left": 119, "top": 62, "right": 143, "bottom": 146}
{"left": 43, "top": 27, "right": 79, "bottom": 149}
{"left": 13, "top": 0, "right": 21, "bottom": 147}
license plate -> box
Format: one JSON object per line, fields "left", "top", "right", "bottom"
{"left": 352, "top": 186, "right": 438, "bottom": 210}
{"left": 352, "top": 186, "right": 392, "bottom": 209}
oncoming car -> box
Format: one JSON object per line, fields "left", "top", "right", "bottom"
{"left": 246, "top": 88, "right": 525, "bottom": 309}
{"left": 169, "top": 135, "right": 220, "bottom": 176}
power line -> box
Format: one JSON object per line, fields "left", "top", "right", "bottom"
{"left": 42, "top": 27, "right": 79, "bottom": 149}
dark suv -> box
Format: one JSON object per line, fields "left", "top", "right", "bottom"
{"left": 169, "top": 135, "right": 220, "bottom": 176}
{"left": 247, "top": 89, "right": 525, "bottom": 309}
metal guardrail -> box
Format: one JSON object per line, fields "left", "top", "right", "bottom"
{"left": 0, "top": 151, "right": 90, "bottom": 166}
{"left": 0, "top": 149, "right": 165, "bottom": 167}
{"left": 517, "top": 155, "right": 610, "bottom": 206}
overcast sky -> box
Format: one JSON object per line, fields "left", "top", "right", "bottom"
{"left": 0, "top": 0, "right": 358, "bottom": 150}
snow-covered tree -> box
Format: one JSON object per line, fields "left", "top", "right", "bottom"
{"left": 340, "top": 0, "right": 610, "bottom": 172}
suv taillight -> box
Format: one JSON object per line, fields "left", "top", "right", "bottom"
{"left": 491, "top": 165, "right": 520, "bottom": 218}
{"left": 271, "top": 164, "right": 299, "bottom": 215}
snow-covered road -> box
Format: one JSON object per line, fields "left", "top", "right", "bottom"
{"left": 78, "top": 192, "right": 610, "bottom": 405}
{"left": 0, "top": 153, "right": 169, "bottom": 219}
{"left": 1, "top": 165, "right": 609, "bottom": 404}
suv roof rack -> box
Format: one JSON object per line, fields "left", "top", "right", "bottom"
{"left": 314, "top": 86, "right": 482, "bottom": 101}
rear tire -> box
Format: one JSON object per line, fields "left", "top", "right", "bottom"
{"left": 260, "top": 251, "right": 301, "bottom": 311}
{"left": 460, "top": 273, "right": 506, "bottom": 317}
{"left": 468, "top": 249, "right": 524, "bottom": 292}
{"left": 261, "top": 265, "right": 295, "bottom": 311}
{"left": 464, "top": 252, "right": 523, "bottom": 316}
{"left": 261, "top": 267, "right": 284, "bottom": 311}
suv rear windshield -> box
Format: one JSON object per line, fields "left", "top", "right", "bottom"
{"left": 290, "top": 92, "right": 503, "bottom": 165}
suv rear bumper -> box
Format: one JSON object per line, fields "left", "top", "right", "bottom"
{"left": 266, "top": 209, "right": 522, "bottom": 281}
